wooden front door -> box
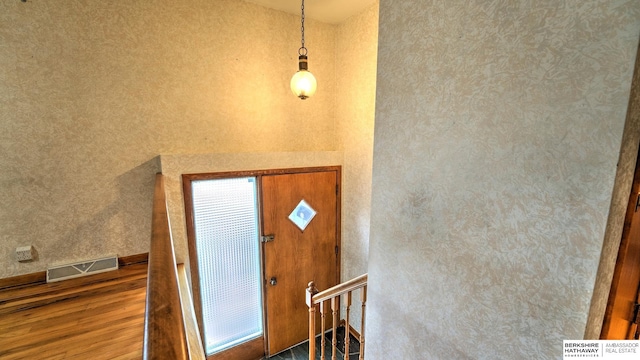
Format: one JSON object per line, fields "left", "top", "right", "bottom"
{"left": 261, "top": 169, "right": 340, "bottom": 355}
{"left": 602, "top": 150, "right": 640, "bottom": 339}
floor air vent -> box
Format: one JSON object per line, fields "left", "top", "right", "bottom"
{"left": 46, "top": 255, "right": 119, "bottom": 283}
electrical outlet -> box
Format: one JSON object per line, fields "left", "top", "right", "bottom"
{"left": 16, "top": 245, "right": 34, "bottom": 262}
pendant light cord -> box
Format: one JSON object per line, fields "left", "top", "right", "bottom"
{"left": 299, "top": 0, "right": 307, "bottom": 56}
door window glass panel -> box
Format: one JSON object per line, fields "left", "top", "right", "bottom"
{"left": 191, "top": 177, "right": 263, "bottom": 355}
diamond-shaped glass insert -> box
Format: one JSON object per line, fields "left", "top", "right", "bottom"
{"left": 288, "top": 199, "right": 317, "bottom": 231}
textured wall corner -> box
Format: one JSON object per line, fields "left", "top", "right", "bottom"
{"left": 335, "top": 2, "right": 379, "bottom": 334}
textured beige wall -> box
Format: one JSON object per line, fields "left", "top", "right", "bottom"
{"left": 335, "top": 2, "right": 379, "bottom": 333}
{"left": 0, "top": 0, "right": 338, "bottom": 278}
{"left": 337, "top": 1, "right": 378, "bottom": 284}
{"left": 368, "top": 1, "right": 640, "bottom": 359}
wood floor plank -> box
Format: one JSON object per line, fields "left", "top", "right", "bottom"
{"left": 0, "top": 273, "right": 147, "bottom": 315}
{"left": 63, "top": 325, "right": 144, "bottom": 357}
{"left": 0, "top": 264, "right": 147, "bottom": 303}
{"left": 2, "top": 305, "right": 145, "bottom": 352}
{"left": 0, "top": 286, "right": 145, "bottom": 329}
{"left": 2, "top": 302, "right": 145, "bottom": 351}
{"left": 0, "top": 295, "right": 144, "bottom": 338}
{"left": 0, "top": 264, "right": 147, "bottom": 359}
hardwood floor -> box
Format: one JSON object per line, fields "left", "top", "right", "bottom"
{"left": 0, "top": 264, "right": 147, "bottom": 360}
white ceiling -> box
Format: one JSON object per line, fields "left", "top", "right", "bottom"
{"left": 243, "top": 0, "right": 377, "bottom": 24}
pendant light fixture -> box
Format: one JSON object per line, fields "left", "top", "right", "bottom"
{"left": 290, "top": 0, "right": 317, "bottom": 100}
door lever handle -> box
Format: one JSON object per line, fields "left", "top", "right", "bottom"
{"left": 270, "top": 277, "right": 277, "bottom": 286}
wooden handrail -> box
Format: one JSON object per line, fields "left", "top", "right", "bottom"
{"left": 143, "top": 174, "right": 189, "bottom": 360}
{"left": 306, "top": 274, "right": 368, "bottom": 360}
{"left": 308, "top": 274, "right": 368, "bottom": 305}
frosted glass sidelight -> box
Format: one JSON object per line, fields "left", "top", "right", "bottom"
{"left": 191, "top": 177, "right": 263, "bottom": 355}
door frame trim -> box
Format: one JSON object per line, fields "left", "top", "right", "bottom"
{"left": 182, "top": 166, "right": 341, "bottom": 359}
{"left": 601, "top": 148, "right": 640, "bottom": 339}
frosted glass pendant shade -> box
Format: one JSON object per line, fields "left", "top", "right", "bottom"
{"left": 290, "top": 70, "right": 317, "bottom": 100}
{"left": 291, "top": 55, "right": 317, "bottom": 100}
